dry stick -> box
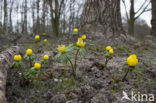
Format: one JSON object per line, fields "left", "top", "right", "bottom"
{"left": 122, "top": 68, "right": 129, "bottom": 82}
{"left": 104, "top": 58, "right": 111, "bottom": 73}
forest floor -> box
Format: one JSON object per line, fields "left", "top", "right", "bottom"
{"left": 1, "top": 34, "right": 156, "bottom": 103}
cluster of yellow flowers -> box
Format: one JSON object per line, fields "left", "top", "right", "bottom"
{"left": 127, "top": 54, "right": 138, "bottom": 67}
{"left": 76, "top": 35, "right": 86, "bottom": 47}
{"left": 33, "top": 54, "right": 49, "bottom": 70}
{"left": 35, "top": 33, "right": 48, "bottom": 42}
{"left": 14, "top": 55, "right": 22, "bottom": 62}
{"left": 106, "top": 46, "right": 114, "bottom": 55}
{"left": 14, "top": 48, "right": 49, "bottom": 70}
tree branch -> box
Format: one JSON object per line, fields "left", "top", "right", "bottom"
{"left": 135, "top": 1, "right": 151, "bottom": 20}
{"left": 135, "top": 0, "right": 148, "bottom": 14}
{"left": 121, "top": 0, "right": 129, "bottom": 20}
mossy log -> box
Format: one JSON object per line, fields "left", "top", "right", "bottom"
{"left": 0, "top": 46, "right": 20, "bottom": 103}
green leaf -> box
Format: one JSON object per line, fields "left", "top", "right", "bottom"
{"left": 54, "top": 53, "right": 62, "bottom": 61}
{"left": 23, "top": 54, "right": 28, "bottom": 59}
{"left": 66, "top": 44, "right": 74, "bottom": 52}
{"left": 11, "top": 62, "right": 16, "bottom": 68}
{"left": 61, "top": 53, "right": 70, "bottom": 64}
{"left": 79, "top": 48, "right": 87, "bottom": 56}
{"left": 104, "top": 51, "right": 111, "bottom": 58}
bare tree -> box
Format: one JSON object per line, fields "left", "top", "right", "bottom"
{"left": 0, "top": 0, "right": 83, "bottom": 36}
{"left": 48, "top": 0, "right": 65, "bottom": 36}
{"left": 122, "top": 0, "right": 151, "bottom": 35}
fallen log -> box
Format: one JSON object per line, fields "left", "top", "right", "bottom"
{"left": 0, "top": 46, "right": 20, "bottom": 103}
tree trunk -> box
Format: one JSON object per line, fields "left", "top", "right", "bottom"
{"left": 42, "top": 0, "right": 46, "bottom": 33}
{"left": 36, "top": 0, "right": 40, "bottom": 34}
{"left": 3, "top": 0, "right": 8, "bottom": 34}
{"left": 24, "top": 0, "right": 27, "bottom": 34}
{"left": 151, "top": 0, "right": 156, "bottom": 36}
{"left": 0, "top": 46, "right": 20, "bottom": 103}
{"left": 81, "top": 0, "right": 123, "bottom": 38}
{"left": 49, "top": 0, "right": 60, "bottom": 37}
{"left": 9, "top": 1, "right": 14, "bottom": 33}
{"left": 32, "top": 2, "right": 35, "bottom": 34}
{"left": 128, "top": 0, "right": 135, "bottom": 36}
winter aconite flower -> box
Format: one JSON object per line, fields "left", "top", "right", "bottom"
{"left": 109, "top": 49, "right": 114, "bottom": 55}
{"left": 78, "top": 38, "right": 83, "bottom": 41}
{"left": 81, "top": 35, "right": 86, "bottom": 40}
{"left": 73, "top": 28, "right": 78, "bottom": 33}
{"left": 14, "top": 55, "right": 22, "bottom": 62}
{"left": 106, "top": 46, "right": 112, "bottom": 51}
{"left": 34, "top": 63, "right": 41, "bottom": 70}
{"left": 76, "top": 39, "right": 85, "bottom": 47}
{"left": 42, "top": 33, "right": 46, "bottom": 35}
{"left": 43, "top": 54, "right": 49, "bottom": 60}
{"left": 44, "top": 39, "right": 47, "bottom": 42}
{"left": 58, "top": 45, "right": 66, "bottom": 53}
{"left": 26, "top": 49, "right": 33, "bottom": 56}
{"left": 35, "top": 35, "right": 40, "bottom": 40}
{"left": 127, "top": 54, "right": 138, "bottom": 67}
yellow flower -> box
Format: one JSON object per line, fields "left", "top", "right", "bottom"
{"left": 109, "top": 49, "right": 114, "bottom": 55}
{"left": 26, "top": 49, "right": 33, "bottom": 56}
{"left": 42, "top": 33, "right": 46, "bottom": 35}
{"left": 35, "top": 35, "right": 40, "bottom": 40}
{"left": 127, "top": 54, "right": 138, "bottom": 67}
{"left": 34, "top": 63, "right": 41, "bottom": 70}
{"left": 44, "top": 39, "right": 47, "bottom": 42}
{"left": 14, "top": 55, "right": 22, "bottom": 62}
{"left": 43, "top": 55, "right": 49, "bottom": 60}
{"left": 77, "top": 40, "right": 85, "bottom": 47}
{"left": 106, "top": 46, "right": 112, "bottom": 51}
{"left": 81, "top": 35, "right": 86, "bottom": 40}
{"left": 73, "top": 28, "right": 78, "bottom": 33}
{"left": 58, "top": 45, "right": 66, "bottom": 53}
{"left": 78, "top": 38, "right": 83, "bottom": 41}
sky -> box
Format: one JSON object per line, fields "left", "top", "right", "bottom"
{"left": 120, "top": 0, "right": 151, "bottom": 26}
{"left": 7, "top": 0, "right": 152, "bottom": 28}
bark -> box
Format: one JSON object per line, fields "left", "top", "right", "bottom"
{"left": 0, "top": 46, "right": 20, "bottom": 103}
{"left": 81, "top": 0, "right": 123, "bottom": 37}
{"left": 151, "top": 0, "right": 156, "bottom": 36}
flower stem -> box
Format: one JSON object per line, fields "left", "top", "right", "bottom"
{"left": 66, "top": 56, "right": 75, "bottom": 77}
{"left": 104, "top": 57, "right": 110, "bottom": 72}
{"left": 29, "top": 56, "right": 32, "bottom": 67}
{"left": 74, "top": 49, "right": 80, "bottom": 74}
